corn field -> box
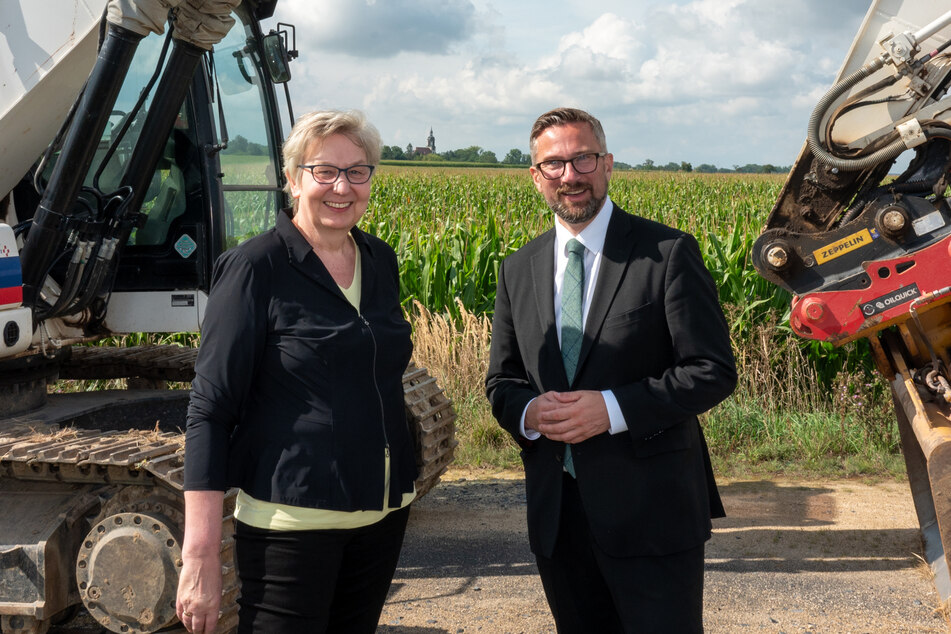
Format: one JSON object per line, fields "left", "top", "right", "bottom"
{"left": 366, "top": 168, "right": 790, "bottom": 326}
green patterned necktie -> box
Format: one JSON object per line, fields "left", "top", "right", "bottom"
{"left": 561, "top": 238, "right": 585, "bottom": 477}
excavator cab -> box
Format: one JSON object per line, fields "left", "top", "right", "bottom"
{"left": 22, "top": 4, "right": 291, "bottom": 336}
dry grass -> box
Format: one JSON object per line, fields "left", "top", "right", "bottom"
{"left": 409, "top": 299, "right": 900, "bottom": 474}
{"left": 409, "top": 299, "right": 491, "bottom": 401}
{"left": 27, "top": 426, "right": 81, "bottom": 442}
{"left": 408, "top": 299, "right": 520, "bottom": 466}
{"left": 0, "top": 424, "right": 66, "bottom": 444}
{"left": 27, "top": 421, "right": 178, "bottom": 445}
{"left": 731, "top": 318, "right": 827, "bottom": 415}
{"left": 912, "top": 553, "right": 951, "bottom": 624}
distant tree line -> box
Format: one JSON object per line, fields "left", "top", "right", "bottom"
{"left": 381, "top": 143, "right": 787, "bottom": 174}
{"left": 382, "top": 144, "right": 532, "bottom": 165}
{"left": 623, "top": 159, "right": 789, "bottom": 174}
{"left": 222, "top": 135, "right": 268, "bottom": 155}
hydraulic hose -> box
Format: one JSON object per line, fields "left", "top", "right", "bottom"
{"left": 806, "top": 57, "right": 913, "bottom": 172}
{"left": 69, "top": 238, "right": 119, "bottom": 316}
{"left": 19, "top": 24, "right": 143, "bottom": 311}
{"left": 40, "top": 241, "right": 90, "bottom": 320}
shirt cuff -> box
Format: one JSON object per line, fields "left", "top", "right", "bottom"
{"left": 602, "top": 390, "right": 628, "bottom": 434}
{"left": 520, "top": 397, "right": 541, "bottom": 440}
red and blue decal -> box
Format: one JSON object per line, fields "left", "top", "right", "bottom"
{"left": 0, "top": 243, "right": 23, "bottom": 308}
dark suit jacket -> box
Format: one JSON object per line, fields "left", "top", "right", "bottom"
{"left": 486, "top": 204, "right": 737, "bottom": 559}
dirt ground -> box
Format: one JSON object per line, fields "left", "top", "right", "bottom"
{"left": 378, "top": 468, "right": 949, "bottom": 634}
{"left": 47, "top": 468, "right": 949, "bottom": 633}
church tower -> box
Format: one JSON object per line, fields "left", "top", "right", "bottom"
{"left": 427, "top": 127, "right": 436, "bottom": 153}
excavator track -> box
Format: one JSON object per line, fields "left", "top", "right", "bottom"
{"left": 0, "top": 345, "right": 456, "bottom": 633}
{"left": 55, "top": 345, "right": 458, "bottom": 495}
{"left": 0, "top": 425, "right": 185, "bottom": 488}
{"left": 0, "top": 426, "right": 234, "bottom": 633}
{"left": 59, "top": 345, "right": 200, "bottom": 383}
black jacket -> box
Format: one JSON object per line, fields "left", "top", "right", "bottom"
{"left": 185, "top": 209, "right": 416, "bottom": 511}
{"left": 486, "top": 204, "right": 736, "bottom": 558}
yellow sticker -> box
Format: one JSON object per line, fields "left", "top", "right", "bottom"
{"left": 814, "top": 228, "right": 874, "bottom": 264}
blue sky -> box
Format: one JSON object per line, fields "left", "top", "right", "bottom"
{"left": 268, "top": 0, "right": 872, "bottom": 168}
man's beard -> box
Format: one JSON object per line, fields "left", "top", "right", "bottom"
{"left": 549, "top": 185, "right": 604, "bottom": 226}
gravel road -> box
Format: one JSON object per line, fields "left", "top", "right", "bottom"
{"left": 378, "top": 469, "right": 949, "bottom": 633}
{"left": 46, "top": 469, "right": 948, "bottom": 633}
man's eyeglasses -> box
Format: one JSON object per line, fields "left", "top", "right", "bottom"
{"left": 299, "top": 164, "right": 375, "bottom": 185}
{"left": 534, "top": 153, "right": 606, "bottom": 180}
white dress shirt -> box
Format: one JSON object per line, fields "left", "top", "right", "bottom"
{"left": 520, "top": 195, "right": 629, "bottom": 439}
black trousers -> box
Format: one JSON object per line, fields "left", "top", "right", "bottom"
{"left": 534, "top": 475, "right": 705, "bottom": 634}
{"left": 234, "top": 506, "right": 410, "bottom": 634}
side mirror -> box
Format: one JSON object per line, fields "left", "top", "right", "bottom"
{"left": 262, "top": 33, "right": 290, "bottom": 83}
{"left": 263, "top": 25, "right": 297, "bottom": 84}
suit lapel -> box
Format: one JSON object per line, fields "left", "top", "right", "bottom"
{"left": 577, "top": 205, "right": 637, "bottom": 372}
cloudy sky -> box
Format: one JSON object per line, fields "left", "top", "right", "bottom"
{"left": 268, "top": 0, "right": 872, "bottom": 168}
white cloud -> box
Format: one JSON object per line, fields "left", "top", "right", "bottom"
{"left": 556, "top": 13, "right": 643, "bottom": 61}
{"left": 271, "top": 0, "right": 871, "bottom": 166}
{"left": 279, "top": 0, "right": 479, "bottom": 58}
{"left": 358, "top": 1, "right": 852, "bottom": 119}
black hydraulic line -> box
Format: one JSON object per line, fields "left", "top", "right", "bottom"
{"left": 50, "top": 189, "right": 129, "bottom": 319}
{"left": 34, "top": 81, "right": 87, "bottom": 196}
{"left": 824, "top": 75, "right": 901, "bottom": 153}
{"left": 922, "top": 38, "right": 951, "bottom": 62}
{"left": 206, "top": 51, "right": 231, "bottom": 154}
{"left": 924, "top": 126, "right": 951, "bottom": 142}
{"left": 93, "top": 27, "right": 174, "bottom": 193}
{"left": 807, "top": 57, "right": 914, "bottom": 172}
{"left": 19, "top": 24, "right": 144, "bottom": 311}
{"left": 43, "top": 241, "right": 91, "bottom": 317}
{"left": 116, "top": 38, "right": 205, "bottom": 223}
{"left": 68, "top": 238, "right": 118, "bottom": 315}
{"left": 888, "top": 180, "right": 942, "bottom": 194}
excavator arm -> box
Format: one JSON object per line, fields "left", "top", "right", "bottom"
{"left": 753, "top": 0, "right": 951, "bottom": 601}
{"left": 20, "top": 0, "right": 240, "bottom": 321}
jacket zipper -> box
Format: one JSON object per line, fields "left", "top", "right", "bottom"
{"left": 360, "top": 314, "right": 392, "bottom": 497}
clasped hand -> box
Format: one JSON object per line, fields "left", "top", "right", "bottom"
{"left": 526, "top": 390, "right": 610, "bottom": 443}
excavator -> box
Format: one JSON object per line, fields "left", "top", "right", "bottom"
{"left": 0, "top": 1, "right": 456, "bottom": 632}
{"left": 752, "top": 0, "right": 951, "bottom": 606}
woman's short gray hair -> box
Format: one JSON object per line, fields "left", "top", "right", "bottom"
{"left": 282, "top": 109, "right": 382, "bottom": 203}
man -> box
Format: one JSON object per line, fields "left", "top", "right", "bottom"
{"left": 486, "top": 107, "right": 737, "bottom": 633}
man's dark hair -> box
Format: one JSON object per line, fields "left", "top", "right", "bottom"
{"left": 529, "top": 108, "right": 607, "bottom": 163}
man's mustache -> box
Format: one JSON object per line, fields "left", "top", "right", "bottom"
{"left": 556, "top": 184, "right": 592, "bottom": 196}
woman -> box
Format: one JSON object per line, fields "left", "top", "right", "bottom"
{"left": 176, "top": 110, "right": 417, "bottom": 633}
